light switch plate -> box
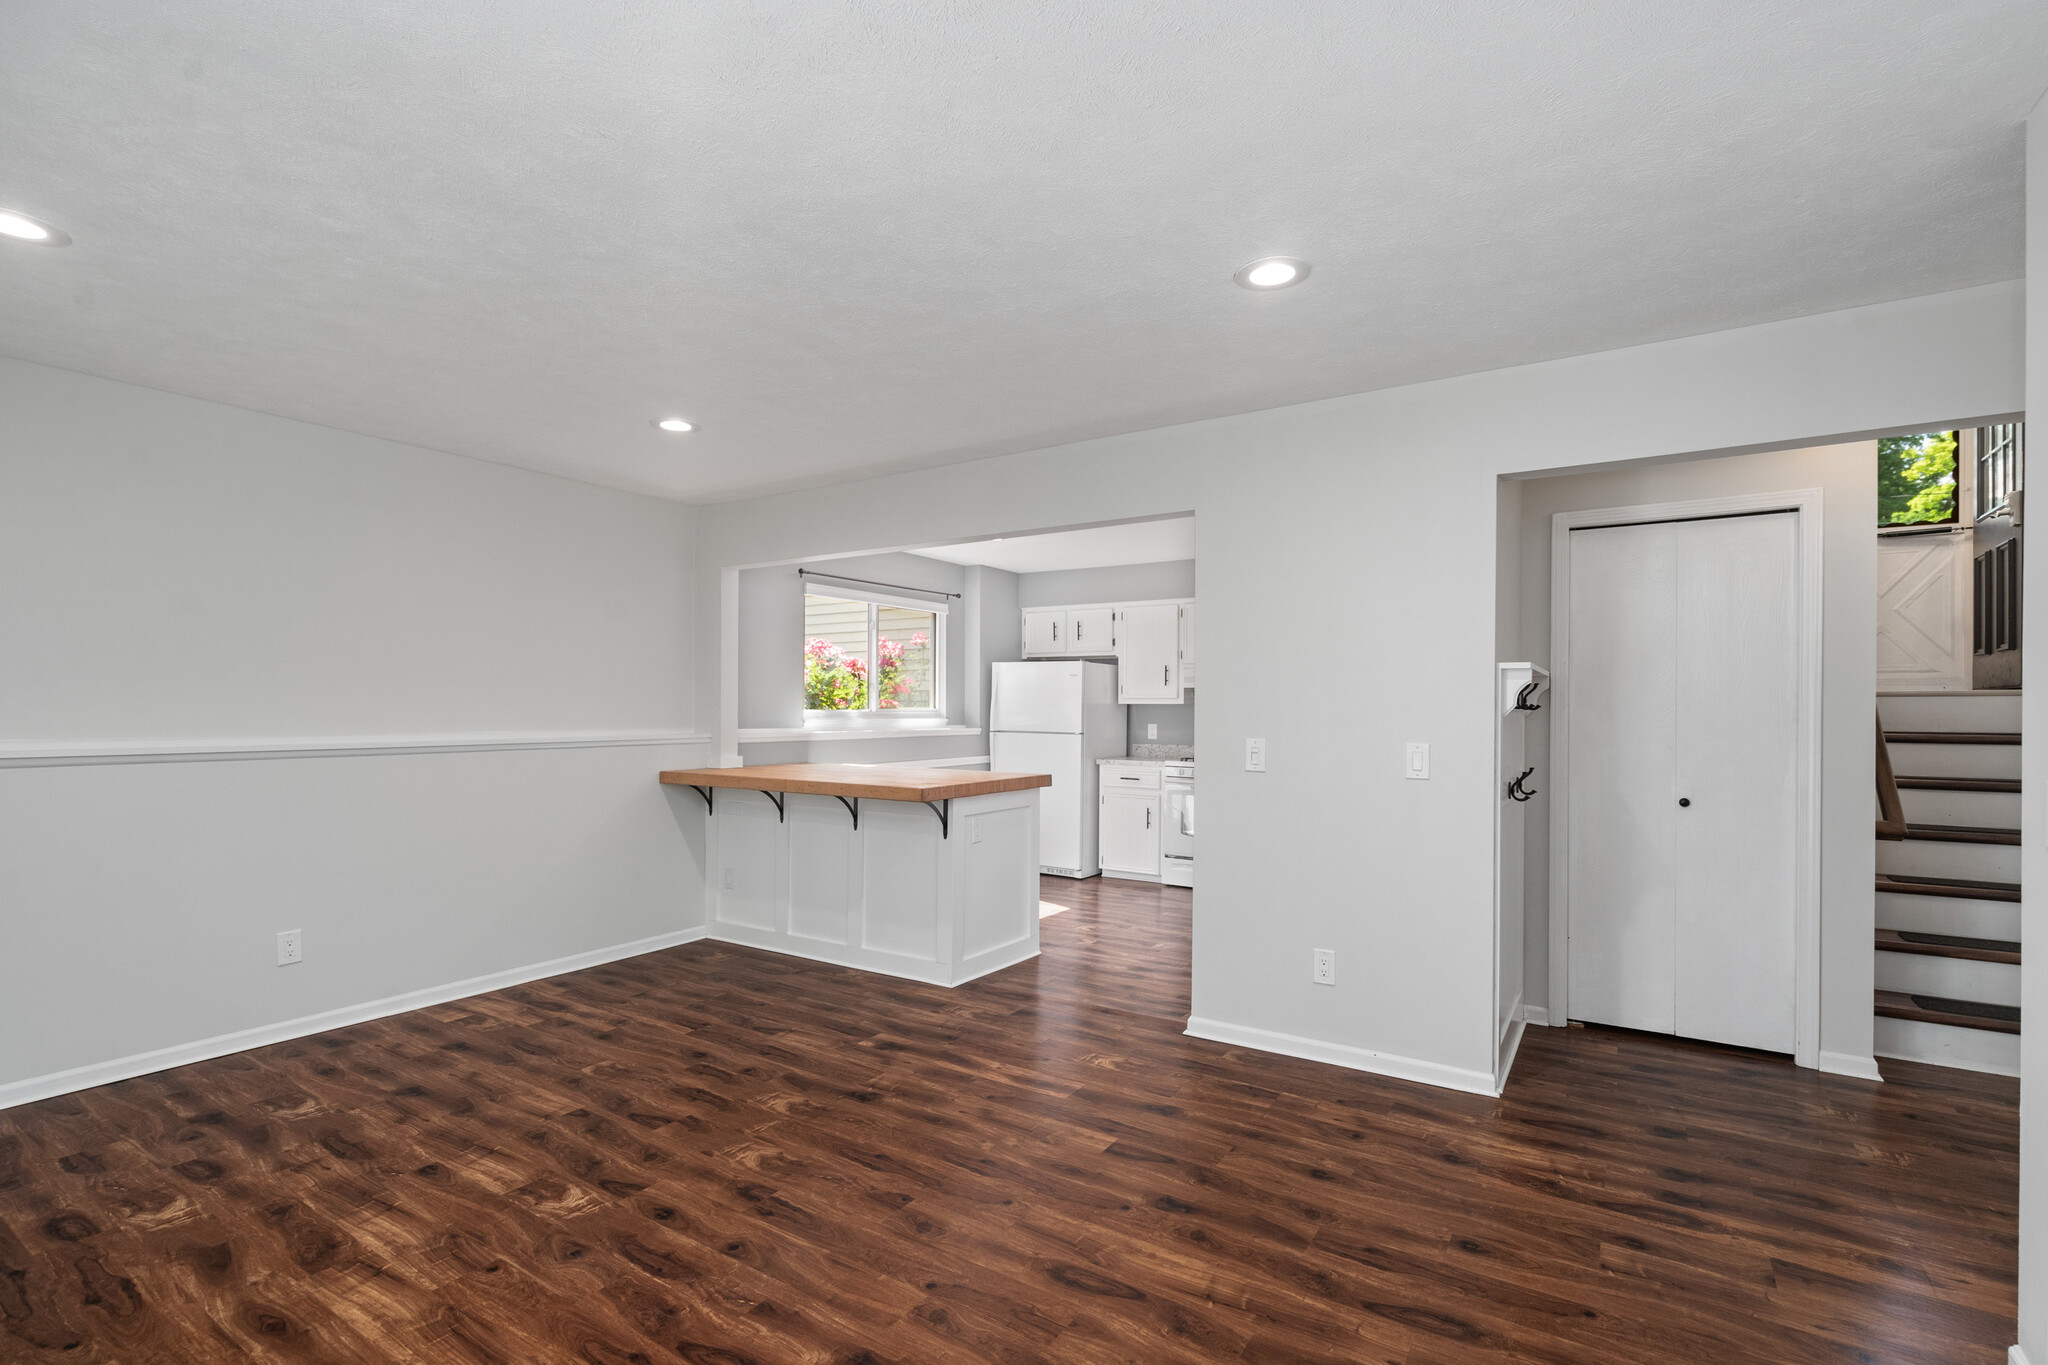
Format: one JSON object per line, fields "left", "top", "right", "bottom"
{"left": 1245, "top": 737, "right": 1266, "bottom": 772}
{"left": 1405, "top": 742, "right": 1429, "bottom": 780}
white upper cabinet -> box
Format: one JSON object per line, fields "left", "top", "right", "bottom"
{"left": 1022, "top": 608, "right": 1067, "bottom": 656}
{"left": 1018, "top": 599, "right": 1193, "bottom": 700}
{"left": 1178, "top": 600, "right": 1195, "bottom": 689}
{"left": 1114, "top": 603, "right": 1181, "bottom": 702}
{"left": 1068, "top": 607, "right": 1116, "bottom": 654}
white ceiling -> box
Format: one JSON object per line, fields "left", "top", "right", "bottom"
{"left": 915, "top": 517, "right": 1194, "bottom": 574}
{"left": 2, "top": 4, "right": 2043, "bottom": 505}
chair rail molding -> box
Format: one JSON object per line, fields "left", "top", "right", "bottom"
{"left": 0, "top": 730, "right": 713, "bottom": 768}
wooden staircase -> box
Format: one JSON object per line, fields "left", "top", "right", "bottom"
{"left": 1874, "top": 692, "right": 2022, "bottom": 1074}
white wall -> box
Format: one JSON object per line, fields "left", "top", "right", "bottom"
{"left": 695, "top": 281, "right": 2023, "bottom": 1095}
{"left": 962, "top": 564, "right": 1023, "bottom": 733}
{"left": 1511, "top": 442, "right": 1878, "bottom": 1070}
{"left": 2016, "top": 91, "right": 2044, "bottom": 1365}
{"left": 0, "top": 356, "right": 708, "bottom": 1105}
{"left": 1015, "top": 559, "right": 1196, "bottom": 608}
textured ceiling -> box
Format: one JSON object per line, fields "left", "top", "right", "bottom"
{"left": 1, "top": 3, "right": 2043, "bottom": 504}
{"left": 916, "top": 516, "right": 1195, "bottom": 574}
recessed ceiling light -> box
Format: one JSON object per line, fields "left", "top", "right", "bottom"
{"left": 652, "top": 418, "right": 695, "bottom": 433}
{"left": 1234, "top": 256, "right": 1309, "bottom": 290}
{"left": 0, "top": 210, "right": 70, "bottom": 246}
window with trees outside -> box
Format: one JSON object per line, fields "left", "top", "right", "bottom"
{"left": 1878, "top": 430, "right": 1958, "bottom": 526}
{"left": 804, "top": 591, "right": 941, "bottom": 715}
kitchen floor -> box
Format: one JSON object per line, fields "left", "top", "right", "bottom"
{"left": 0, "top": 877, "right": 2017, "bottom": 1363}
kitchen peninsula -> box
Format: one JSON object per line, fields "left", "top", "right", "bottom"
{"left": 659, "top": 763, "right": 1052, "bottom": 986}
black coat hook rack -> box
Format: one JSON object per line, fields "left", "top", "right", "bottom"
{"left": 1507, "top": 767, "right": 1538, "bottom": 802}
{"left": 1514, "top": 681, "right": 1544, "bottom": 712}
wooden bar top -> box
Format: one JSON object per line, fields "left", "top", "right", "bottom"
{"left": 659, "top": 763, "right": 1052, "bottom": 803}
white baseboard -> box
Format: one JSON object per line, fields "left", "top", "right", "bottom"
{"left": 2010, "top": 1344, "right": 2032, "bottom": 1365}
{"left": 1874, "top": 1015, "right": 2023, "bottom": 1077}
{"left": 0, "top": 925, "right": 713, "bottom": 1111}
{"left": 1496, "top": 1015, "right": 1528, "bottom": 1089}
{"left": 1184, "top": 1016, "right": 1499, "bottom": 1097}
{"left": 1817, "top": 1050, "right": 1885, "bottom": 1082}
{"left": 703, "top": 920, "right": 1038, "bottom": 987}
{"left": 1518, "top": 1003, "right": 1552, "bottom": 1026}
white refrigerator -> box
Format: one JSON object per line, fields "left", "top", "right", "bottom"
{"left": 989, "top": 661, "right": 1127, "bottom": 877}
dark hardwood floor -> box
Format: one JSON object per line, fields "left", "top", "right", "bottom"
{"left": 0, "top": 876, "right": 2019, "bottom": 1363}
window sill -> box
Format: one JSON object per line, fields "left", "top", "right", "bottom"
{"left": 737, "top": 724, "right": 983, "bottom": 744}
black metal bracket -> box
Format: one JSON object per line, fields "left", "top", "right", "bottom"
{"left": 765, "top": 790, "right": 786, "bottom": 822}
{"left": 690, "top": 785, "right": 714, "bottom": 814}
{"left": 1507, "top": 767, "right": 1537, "bottom": 802}
{"left": 835, "top": 795, "right": 859, "bottom": 830}
{"left": 1514, "top": 681, "right": 1544, "bottom": 712}
{"left": 924, "top": 798, "right": 951, "bottom": 838}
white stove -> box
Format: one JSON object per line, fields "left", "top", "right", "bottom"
{"left": 1160, "top": 760, "right": 1194, "bottom": 886}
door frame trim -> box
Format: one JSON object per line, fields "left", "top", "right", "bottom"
{"left": 1548, "top": 489, "right": 1824, "bottom": 1069}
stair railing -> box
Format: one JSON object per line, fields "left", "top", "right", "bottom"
{"left": 1876, "top": 712, "right": 1907, "bottom": 841}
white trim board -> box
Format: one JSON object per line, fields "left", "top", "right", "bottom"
{"left": 0, "top": 926, "right": 711, "bottom": 1111}
{"left": 1817, "top": 1051, "right": 1885, "bottom": 1082}
{"left": 2010, "top": 1347, "right": 2032, "bottom": 1365}
{"left": 0, "top": 730, "right": 712, "bottom": 769}
{"left": 1184, "top": 1016, "right": 1501, "bottom": 1097}
{"left": 864, "top": 754, "right": 992, "bottom": 768}
{"left": 1877, "top": 689, "right": 2024, "bottom": 697}
{"left": 1495, "top": 1015, "right": 1528, "bottom": 1091}
{"left": 737, "top": 725, "right": 983, "bottom": 743}
{"left": 1548, "top": 489, "right": 1826, "bottom": 1069}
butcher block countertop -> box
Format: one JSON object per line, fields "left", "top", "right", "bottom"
{"left": 659, "top": 763, "right": 1052, "bottom": 803}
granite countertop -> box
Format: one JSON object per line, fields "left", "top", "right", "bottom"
{"left": 1129, "top": 744, "right": 1194, "bottom": 760}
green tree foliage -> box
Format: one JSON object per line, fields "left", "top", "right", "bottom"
{"left": 1878, "top": 431, "right": 1957, "bottom": 525}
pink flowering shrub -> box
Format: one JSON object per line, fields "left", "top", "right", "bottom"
{"left": 805, "top": 631, "right": 930, "bottom": 710}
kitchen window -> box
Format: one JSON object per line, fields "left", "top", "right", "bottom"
{"left": 804, "top": 590, "right": 943, "bottom": 717}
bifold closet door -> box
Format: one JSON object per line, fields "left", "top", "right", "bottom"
{"left": 1566, "top": 511, "right": 1799, "bottom": 1054}
{"left": 1672, "top": 512, "right": 1798, "bottom": 1052}
{"left": 1567, "top": 521, "right": 1681, "bottom": 1036}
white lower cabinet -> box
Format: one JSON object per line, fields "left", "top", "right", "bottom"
{"left": 1098, "top": 765, "right": 1161, "bottom": 878}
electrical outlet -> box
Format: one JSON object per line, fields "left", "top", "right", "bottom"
{"left": 276, "top": 929, "right": 303, "bottom": 966}
{"left": 1405, "top": 742, "right": 1430, "bottom": 780}
{"left": 722, "top": 867, "right": 735, "bottom": 890}
{"left": 1147, "top": 723, "right": 1158, "bottom": 740}
{"left": 1313, "top": 948, "right": 1336, "bottom": 985}
{"left": 1245, "top": 737, "right": 1267, "bottom": 772}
